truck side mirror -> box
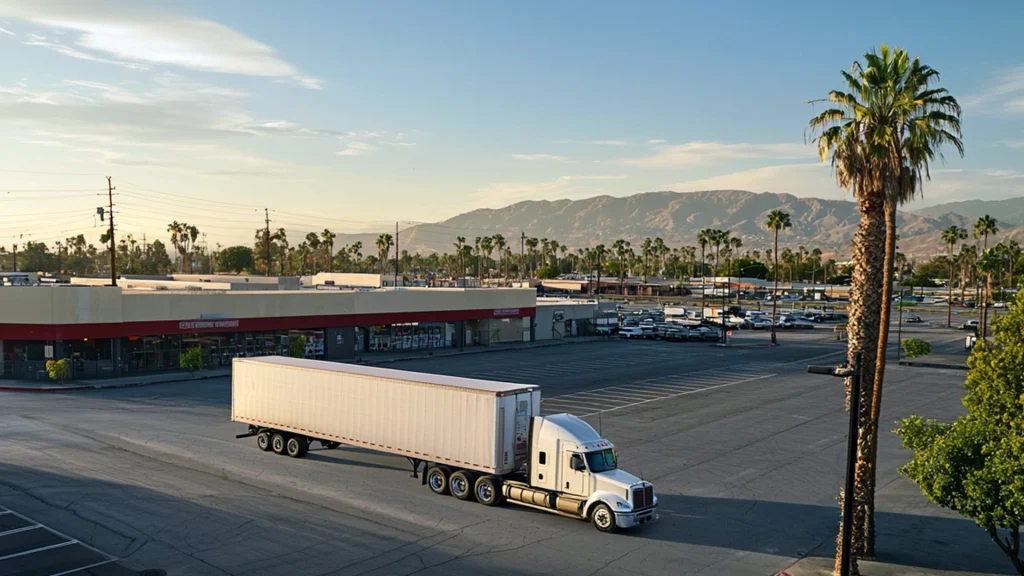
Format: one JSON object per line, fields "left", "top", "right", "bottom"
{"left": 570, "top": 454, "right": 585, "bottom": 471}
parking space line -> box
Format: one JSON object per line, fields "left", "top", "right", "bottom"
{"left": 577, "top": 373, "right": 776, "bottom": 417}
{"left": 542, "top": 397, "right": 619, "bottom": 408}
{"left": 609, "top": 385, "right": 682, "bottom": 396}
{"left": 50, "top": 558, "right": 118, "bottom": 576}
{"left": 566, "top": 391, "right": 644, "bottom": 402}
{"left": 0, "top": 525, "right": 41, "bottom": 538}
{"left": 0, "top": 540, "right": 77, "bottom": 562}
{"left": 1, "top": 508, "right": 117, "bottom": 562}
{"left": 0, "top": 511, "right": 9, "bottom": 516}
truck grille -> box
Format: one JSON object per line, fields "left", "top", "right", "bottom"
{"left": 632, "top": 484, "right": 654, "bottom": 509}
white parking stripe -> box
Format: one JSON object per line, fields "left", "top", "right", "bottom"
{"left": 0, "top": 525, "right": 41, "bottom": 538}
{"left": 576, "top": 373, "right": 776, "bottom": 417}
{"left": 1, "top": 508, "right": 117, "bottom": 562}
{"left": 0, "top": 511, "right": 10, "bottom": 516}
{"left": 0, "top": 541, "right": 77, "bottom": 562}
{"left": 542, "top": 397, "right": 619, "bottom": 408}
{"left": 49, "top": 559, "right": 118, "bottom": 576}
{"left": 565, "top": 391, "right": 642, "bottom": 402}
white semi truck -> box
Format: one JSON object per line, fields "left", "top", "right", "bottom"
{"left": 232, "top": 356, "right": 657, "bottom": 532}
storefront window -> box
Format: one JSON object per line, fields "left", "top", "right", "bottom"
{"left": 367, "top": 323, "right": 448, "bottom": 352}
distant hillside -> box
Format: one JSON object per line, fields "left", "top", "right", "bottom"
{"left": 333, "top": 190, "right": 1024, "bottom": 259}
{"left": 914, "top": 197, "right": 1024, "bottom": 227}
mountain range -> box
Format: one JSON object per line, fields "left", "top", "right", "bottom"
{"left": 333, "top": 191, "right": 1024, "bottom": 260}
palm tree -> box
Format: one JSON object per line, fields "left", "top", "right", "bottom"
{"left": 765, "top": 210, "right": 791, "bottom": 345}
{"left": 809, "top": 49, "right": 889, "bottom": 570}
{"left": 612, "top": 239, "right": 631, "bottom": 295}
{"left": 480, "top": 236, "right": 494, "bottom": 280}
{"left": 376, "top": 233, "right": 394, "bottom": 275}
{"left": 453, "top": 236, "right": 467, "bottom": 286}
{"left": 974, "top": 215, "right": 999, "bottom": 335}
{"left": 697, "top": 229, "right": 713, "bottom": 308}
{"left": 167, "top": 221, "right": 182, "bottom": 271}
{"left": 272, "top": 228, "right": 288, "bottom": 275}
{"left": 525, "top": 237, "right": 539, "bottom": 279}
{"left": 979, "top": 248, "right": 1002, "bottom": 336}
{"left": 1004, "top": 239, "right": 1020, "bottom": 295}
{"left": 640, "top": 237, "right": 653, "bottom": 283}
{"left": 592, "top": 244, "right": 607, "bottom": 298}
{"left": 321, "top": 229, "right": 337, "bottom": 273}
{"left": 809, "top": 248, "right": 823, "bottom": 285}
{"left": 728, "top": 236, "right": 743, "bottom": 303}
{"left": 491, "top": 234, "right": 507, "bottom": 282}
{"left": 304, "top": 232, "right": 321, "bottom": 272}
{"left": 942, "top": 226, "right": 968, "bottom": 327}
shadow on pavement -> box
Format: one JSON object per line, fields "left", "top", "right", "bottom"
{"left": 642, "top": 494, "right": 1012, "bottom": 575}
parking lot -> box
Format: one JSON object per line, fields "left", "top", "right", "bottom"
{"left": 0, "top": 317, "right": 1009, "bottom": 576}
{"left": 0, "top": 505, "right": 133, "bottom": 576}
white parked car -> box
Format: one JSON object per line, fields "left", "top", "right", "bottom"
{"left": 750, "top": 317, "right": 773, "bottom": 330}
{"left": 618, "top": 327, "right": 645, "bottom": 339}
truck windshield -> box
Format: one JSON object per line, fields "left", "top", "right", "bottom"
{"left": 585, "top": 449, "right": 617, "bottom": 473}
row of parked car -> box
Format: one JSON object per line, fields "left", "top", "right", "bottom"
{"left": 618, "top": 324, "right": 722, "bottom": 342}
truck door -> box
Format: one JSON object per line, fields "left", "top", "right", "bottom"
{"left": 561, "top": 451, "right": 590, "bottom": 497}
{"left": 513, "top": 394, "right": 531, "bottom": 464}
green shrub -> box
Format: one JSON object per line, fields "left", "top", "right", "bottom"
{"left": 289, "top": 336, "right": 306, "bottom": 358}
{"left": 901, "top": 338, "right": 931, "bottom": 358}
{"left": 180, "top": 347, "right": 204, "bottom": 373}
{"left": 45, "top": 359, "right": 70, "bottom": 383}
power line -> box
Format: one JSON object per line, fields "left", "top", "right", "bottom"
{"left": 0, "top": 167, "right": 103, "bottom": 176}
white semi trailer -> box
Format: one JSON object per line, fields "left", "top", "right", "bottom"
{"left": 232, "top": 356, "right": 657, "bottom": 532}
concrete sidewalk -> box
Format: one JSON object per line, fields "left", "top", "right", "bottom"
{"left": 0, "top": 336, "right": 607, "bottom": 392}
{"left": 778, "top": 555, "right": 1007, "bottom": 576}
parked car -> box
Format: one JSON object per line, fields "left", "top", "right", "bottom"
{"left": 958, "top": 319, "right": 979, "bottom": 331}
{"left": 961, "top": 299, "right": 976, "bottom": 308}
{"left": 993, "top": 302, "right": 1008, "bottom": 308}
{"left": 618, "top": 327, "right": 645, "bottom": 339}
{"left": 663, "top": 327, "right": 688, "bottom": 342}
{"left": 750, "top": 317, "right": 773, "bottom": 330}
{"left": 903, "top": 313, "right": 923, "bottom": 323}
{"left": 689, "top": 326, "right": 721, "bottom": 342}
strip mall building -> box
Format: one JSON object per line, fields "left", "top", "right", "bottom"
{"left": 0, "top": 286, "right": 536, "bottom": 381}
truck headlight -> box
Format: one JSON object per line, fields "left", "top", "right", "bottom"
{"left": 616, "top": 502, "right": 630, "bottom": 510}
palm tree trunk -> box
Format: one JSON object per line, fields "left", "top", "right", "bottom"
{"left": 834, "top": 191, "right": 885, "bottom": 576}
{"left": 863, "top": 201, "right": 897, "bottom": 557}
{"left": 771, "top": 231, "right": 779, "bottom": 345}
{"left": 947, "top": 247, "right": 955, "bottom": 328}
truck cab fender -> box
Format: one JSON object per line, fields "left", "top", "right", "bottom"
{"left": 583, "top": 491, "right": 631, "bottom": 519}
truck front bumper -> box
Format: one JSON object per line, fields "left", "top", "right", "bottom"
{"left": 615, "top": 505, "right": 658, "bottom": 528}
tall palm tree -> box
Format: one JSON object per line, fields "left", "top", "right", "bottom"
{"left": 304, "top": 232, "right": 321, "bottom": 272}
{"left": 321, "top": 229, "right": 337, "bottom": 273}
{"left": 640, "top": 237, "right": 653, "bottom": 283}
{"left": 453, "top": 236, "right": 466, "bottom": 286}
{"left": 974, "top": 215, "right": 999, "bottom": 336}
{"left": 728, "top": 236, "right": 743, "bottom": 303}
{"left": 167, "top": 221, "right": 182, "bottom": 272}
{"left": 979, "top": 248, "right": 1002, "bottom": 335}
{"left": 480, "top": 236, "right": 494, "bottom": 280}
{"left": 697, "top": 230, "right": 713, "bottom": 308}
{"left": 942, "top": 226, "right": 968, "bottom": 327}
{"left": 809, "top": 48, "right": 892, "bottom": 570}
{"left": 809, "top": 248, "right": 823, "bottom": 285}
{"left": 492, "top": 234, "right": 507, "bottom": 282}
{"left": 525, "top": 237, "right": 539, "bottom": 279}
{"left": 612, "top": 239, "right": 631, "bottom": 295}
{"left": 1004, "top": 239, "right": 1020, "bottom": 294}
{"left": 765, "top": 210, "right": 791, "bottom": 345}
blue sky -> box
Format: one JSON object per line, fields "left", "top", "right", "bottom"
{"left": 1, "top": 0, "right": 1023, "bottom": 246}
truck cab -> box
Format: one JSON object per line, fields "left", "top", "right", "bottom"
{"left": 525, "top": 414, "right": 657, "bottom": 531}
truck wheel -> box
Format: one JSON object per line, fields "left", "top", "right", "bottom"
{"left": 256, "top": 431, "right": 272, "bottom": 451}
{"left": 474, "top": 475, "right": 504, "bottom": 506}
{"left": 271, "top": 433, "right": 287, "bottom": 455}
{"left": 449, "top": 471, "right": 476, "bottom": 501}
{"left": 286, "top": 436, "right": 307, "bottom": 458}
{"left": 590, "top": 503, "right": 617, "bottom": 533}
{"left": 426, "top": 465, "right": 451, "bottom": 495}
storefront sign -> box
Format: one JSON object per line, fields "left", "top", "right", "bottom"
{"left": 178, "top": 319, "right": 241, "bottom": 331}
{"left": 493, "top": 308, "right": 521, "bottom": 317}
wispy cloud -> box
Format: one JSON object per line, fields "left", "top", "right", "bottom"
{"left": 510, "top": 153, "right": 567, "bottom": 161}
{"left": 622, "top": 141, "right": 813, "bottom": 167}
{"left": 336, "top": 141, "right": 376, "bottom": 157}
{"left": 474, "top": 175, "right": 627, "bottom": 206}
{"left": 0, "top": 2, "right": 322, "bottom": 89}
{"left": 556, "top": 138, "right": 632, "bottom": 146}
{"left": 647, "top": 139, "right": 666, "bottom": 145}
{"left": 962, "top": 67, "right": 1024, "bottom": 116}
{"left": 0, "top": 26, "right": 15, "bottom": 36}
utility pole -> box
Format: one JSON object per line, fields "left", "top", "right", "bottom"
{"left": 264, "top": 208, "right": 271, "bottom": 277}
{"left": 520, "top": 232, "right": 525, "bottom": 283}
{"left": 107, "top": 176, "right": 117, "bottom": 286}
{"left": 394, "top": 221, "right": 399, "bottom": 288}
{"left": 12, "top": 242, "right": 17, "bottom": 272}
{"left": 202, "top": 232, "right": 208, "bottom": 274}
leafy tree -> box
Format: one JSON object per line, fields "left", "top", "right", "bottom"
{"left": 289, "top": 335, "right": 306, "bottom": 358}
{"left": 900, "top": 338, "right": 930, "bottom": 358}
{"left": 897, "top": 292, "right": 1024, "bottom": 574}
{"left": 180, "top": 347, "right": 204, "bottom": 374}
{"left": 217, "top": 246, "right": 254, "bottom": 274}
{"left": 45, "top": 359, "right": 70, "bottom": 384}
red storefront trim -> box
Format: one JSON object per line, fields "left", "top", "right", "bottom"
{"left": 0, "top": 307, "right": 535, "bottom": 341}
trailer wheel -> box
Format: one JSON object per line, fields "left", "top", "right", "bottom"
{"left": 271, "top": 433, "right": 287, "bottom": 455}
{"left": 590, "top": 503, "right": 617, "bottom": 533}
{"left": 286, "top": 436, "right": 307, "bottom": 458}
{"left": 426, "top": 466, "right": 451, "bottom": 495}
{"left": 474, "top": 475, "right": 504, "bottom": 506}
{"left": 449, "top": 471, "right": 476, "bottom": 501}
{"left": 256, "top": 431, "right": 272, "bottom": 451}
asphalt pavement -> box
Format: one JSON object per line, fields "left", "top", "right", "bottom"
{"left": 0, "top": 316, "right": 1010, "bottom": 576}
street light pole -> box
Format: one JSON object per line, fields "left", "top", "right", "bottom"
{"left": 896, "top": 282, "right": 905, "bottom": 363}
{"left": 808, "top": 350, "right": 862, "bottom": 576}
